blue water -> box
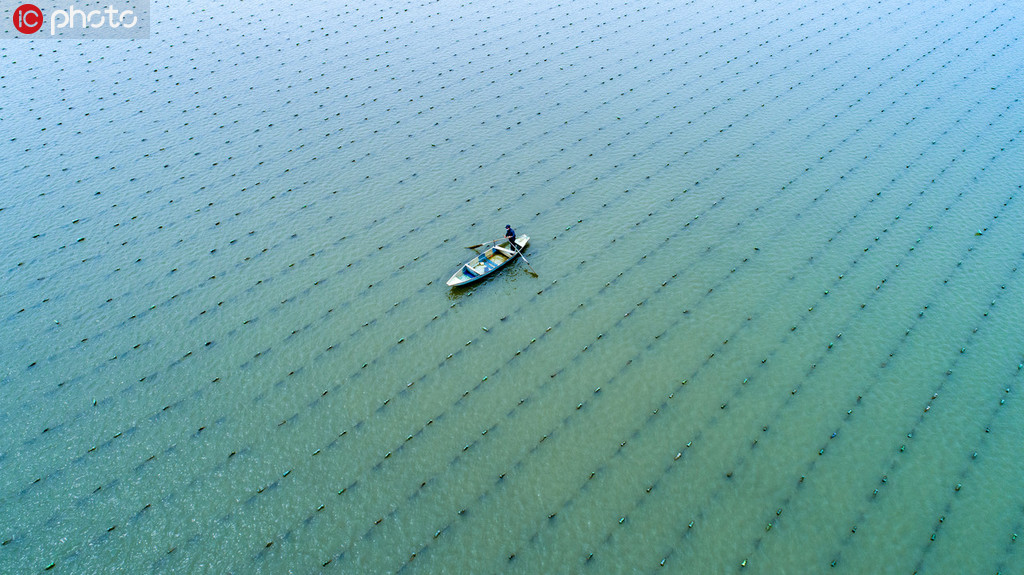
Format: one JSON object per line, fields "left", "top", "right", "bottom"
{"left": 2, "top": 0, "right": 1023, "bottom": 572}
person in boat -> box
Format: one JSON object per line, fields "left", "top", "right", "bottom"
{"left": 504, "top": 225, "right": 517, "bottom": 252}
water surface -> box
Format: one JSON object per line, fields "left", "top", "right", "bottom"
{"left": 1, "top": 0, "right": 1023, "bottom": 572}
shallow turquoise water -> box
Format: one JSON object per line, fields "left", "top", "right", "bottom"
{"left": 2, "top": 0, "right": 1023, "bottom": 572}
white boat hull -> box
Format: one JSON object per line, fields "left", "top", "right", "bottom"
{"left": 447, "top": 236, "right": 530, "bottom": 287}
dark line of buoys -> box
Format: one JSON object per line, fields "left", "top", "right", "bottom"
{"left": 0, "top": 8, "right": 888, "bottom": 552}
{"left": 0, "top": 52, "right": 929, "bottom": 572}
{"left": 235, "top": 5, "right": 1003, "bottom": 568}
{"left": 720, "top": 126, "right": 1024, "bottom": 564}
{"left": 0, "top": 0, "right": 835, "bottom": 341}
{"left": 0, "top": 3, "right": 864, "bottom": 354}
{"left": 103, "top": 14, "right": 909, "bottom": 556}
{"left": 241, "top": 59, "right": 942, "bottom": 564}
{"left": 4, "top": 0, "right": 598, "bottom": 304}
{"left": 327, "top": 54, "right": 999, "bottom": 568}
{"left": 8, "top": 4, "right": 708, "bottom": 388}
{"left": 262, "top": 0, "right": 942, "bottom": 444}
{"left": 513, "top": 125, "right": 1022, "bottom": 571}
{"left": 908, "top": 358, "right": 1021, "bottom": 572}
{"left": 992, "top": 499, "right": 1024, "bottom": 573}
{"left": 6, "top": 0, "right": 1015, "bottom": 568}
{"left": 90, "top": 0, "right": 790, "bottom": 560}
{"left": 2, "top": 0, "right": 872, "bottom": 423}
{"left": 651, "top": 115, "right": 1024, "bottom": 570}
{"left": 6, "top": 65, "right": 753, "bottom": 556}
{"left": 146, "top": 134, "right": 737, "bottom": 564}
{"left": 747, "top": 208, "right": 1023, "bottom": 571}
{"left": 319, "top": 250, "right": 758, "bottom": 569}
{"left": 248, "top": 191, "right": 744, "bottom": 567}
{"left": 460, "top": 36, "right": 1024, "bottom": 568}
{"left": 821, "top": 210, "right": 1024, "bottom": 568}
{"left": 828, "top": 256, "right": 1023, "bottom": 570}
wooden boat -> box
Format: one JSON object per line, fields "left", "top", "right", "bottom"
{"left": 447, "top": 235, "right": 530, "bottom": 287}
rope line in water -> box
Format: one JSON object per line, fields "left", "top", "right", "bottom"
{"left": 500, "top": 114, "right": 1023, "bottom": 573}
{"left": 251, "top": 65, "right": 954, "bottom": 568}
{"left": 144, "top": 6, "right": 1015, "bottom": 564}
{"left": 6, "top": 0, "right": 888, "bottom": 517}
{"left": 331, "top": 57, "right": 1019, "bottom": 575}
{"left": 4, "top": 0, "right": 1019, "bottom": 568}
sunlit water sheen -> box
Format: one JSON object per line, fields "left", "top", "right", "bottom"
{"left": 2, "top": 0, "right": 1023, "bottom": 573}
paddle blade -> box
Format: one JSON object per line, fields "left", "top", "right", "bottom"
{"left": 466, "top": 238, "right": 502, "bottom": 249}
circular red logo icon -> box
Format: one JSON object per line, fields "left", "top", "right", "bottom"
{"left": 13, "top": 4, "right": 43, "bottom": 34}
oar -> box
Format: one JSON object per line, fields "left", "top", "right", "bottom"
{"left": 512, "top": 244, "right": 538, "bottom": 276}
{"left": 465, "top": 238, "right": 501, "bottom": 249}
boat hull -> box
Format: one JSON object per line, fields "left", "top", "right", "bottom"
{"left": 447, "top": 236, "right": 530, "bottom": 287}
